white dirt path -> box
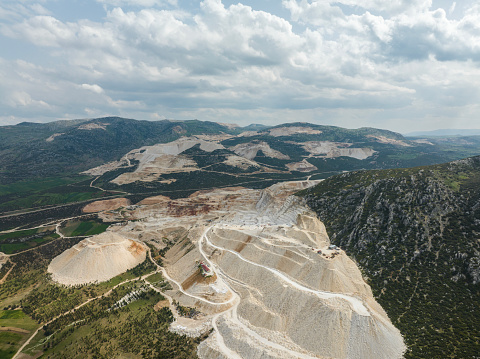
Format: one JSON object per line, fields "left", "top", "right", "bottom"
{"left": 201, "top": 226, "right": 370, "bottom": 317}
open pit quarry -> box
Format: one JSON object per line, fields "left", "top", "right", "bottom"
{"left": 50, "top": 180, "right": 405, "bottom": 358}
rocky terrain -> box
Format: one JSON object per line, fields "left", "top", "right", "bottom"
{"left": 300, "top": 156, "right": 480, "bottom": 358}
{"left": 2, "top": 117, "right": 480, "bottom": 358}
{"left": 49, "top": 180, "right": 406, "bottom": 358}
{"left": 82, "top": 198, "right": 131, "bottom": 213}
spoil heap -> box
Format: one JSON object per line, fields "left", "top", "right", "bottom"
{"left": 48, "top": 232, "right": 146, "bottom": 286}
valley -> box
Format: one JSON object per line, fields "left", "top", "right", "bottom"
{"left": 3, "top": 117, "right": 480, "bottom": 216}
{"left": 0, "top": 117, "right": 479, "bottom": 358}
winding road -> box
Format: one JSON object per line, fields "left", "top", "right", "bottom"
{"left": 193, "top": 224, "right": 373, "bottom": 358}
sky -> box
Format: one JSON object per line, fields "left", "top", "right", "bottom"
{"left": 1, "top": 0, "right": 480, "bottom": 133}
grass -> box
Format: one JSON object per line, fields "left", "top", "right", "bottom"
{"left": 0, "top": 177, "right": 85, "bottom": 197}
{"left": 145, "top": 272, "right": 164, "bottom": 284}
{"left": 0, "top": 228, "right": 59, "bottom": 255}
{"left": 60, "top": 220, "right": 109, "bottom": 237}
{"left": 0, "top": 310, "right": 40, "bottom": 359}
{"left": 0, "top": 332, "right": 22, "bottom": 359}
{"left": 0, "top": 229, "right": 38, "bottom": 242}
{"left": 0, "top": 310, "right": 38, "bottom": 331}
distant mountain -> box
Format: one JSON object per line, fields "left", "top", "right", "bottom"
{"left": 241, "top": 123, "right": 270, "bottom": 131}
{"left": 300, "top": 157, "right": 480, "bottom": 358}
{"left": 2, "top": 117, "right": 480, "bottom": 214}
{"left": 406, "top": 129, "right": 480, "bottom": 137}
{"left": 0, "top": 117, "right": 233, "bottom": 183}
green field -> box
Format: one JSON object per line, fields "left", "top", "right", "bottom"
{"left": 0, "top": 310, "right": 40, "bottom": 359}
{"left": 0, "top": 228, "right": 59, "bottom": 255}
{"left": 145, "top": 272, "right": 164, "bottom": 284}
{"left": 0, "top": 229, "right": 39, "bottom": 242}
{"left": 0, "top": 177, "right": 84, "bottom": 197}
{"left": 60, "top": 220, "right": 109, "bottom": 237}
{"left": 0, "top": 310, "right": 38, "bottom": 330}
{"left": 24, "top": 287, "right": 199, "bottom": 359}
{"left": 0, "top": 176, "right": 110, "bottom": 213}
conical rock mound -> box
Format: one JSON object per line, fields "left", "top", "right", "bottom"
{"left": 48, "top": 232, "right": 146, "bottom": 286}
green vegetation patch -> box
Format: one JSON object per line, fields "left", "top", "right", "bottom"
{"left": 0, "top": 229, "right": 39, "bottom": 242}
{"left": 145, "top": 272, "right": 164, "bottom": 284}
{"left": 0, "top": 310, "right": 39, "bottom": 359}
{"left": 301, "top": 155, "right": 480, "bottom": 358}
{"left": 24, "top": 282, "right": 200, "bottom": 359}
{"left": 0, "top": 331, "right": 23, "bottom": 359}
{"left": 60, "top": 220, "right": 109, "bottom": 237}
{"left": 0, "top": 310, "right": 25, "bottom": 320}
{"left": 0, "top": 310, "right": 38, "bottom": 331}
{"left": 0, "top": 176, "right": 112, "bottom": 213}
{"left": 0, "top": 177, "right": 85, "bottom": 197}
{"left": 0, "top": 228, "right": 59, "bottom": 255}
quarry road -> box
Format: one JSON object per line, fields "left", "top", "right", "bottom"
{"left": 198, "top": 226, "right": 324, "bottom": 359}
{"left": 201, "top": 225, "right": 370, "bottom": 317}
{"left": 0, "top": 263, "right": 16, "bottom": 285}
{"left": 159, "top": 266, "right": 236, "bottom": 306}
{"left": 146, "top": 245, "right": 236, "bottom": 307}
{"left": 0, "top": 213, "right": 93, "bottom": 235}
{"left": 89, "top": 176, "right": 129, "bottom": 195}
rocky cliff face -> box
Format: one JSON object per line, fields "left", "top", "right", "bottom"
{"left": 301, "top": 156, "right": 480, "bottom": 358}
{"left": 96, "top": 181, "right": 405, "bottom": 358}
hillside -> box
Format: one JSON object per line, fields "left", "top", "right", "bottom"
{"left": 0, "top": 180, "right": 406, "bottom": 359}
{"left": 0, "top": 117, "right": 233, "bottom": 183}
{"left": 2, "top": 117, "right": 480, "bottom": 216}
{"left": 300, "top": 156, "right": 480, "bottom": 358}
{"left": 406, "top": 129, "right": 480, "bottom": 136}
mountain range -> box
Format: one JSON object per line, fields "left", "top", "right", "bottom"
{"left": 1, "top": 117, "right": 480, "bottom": 358}
{"left": 2, "top": 117, "right": 480, "bottom": 216}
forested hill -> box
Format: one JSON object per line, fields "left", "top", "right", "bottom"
{"left": 0, "top": 117, "right": 232, "bottom": 183}
{"left": 299, "top": 156, "right": 480, "bottom": 358}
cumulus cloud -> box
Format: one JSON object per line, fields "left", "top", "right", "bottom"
{"left": 0, "top": 0, "right": 480, "bottom": 131}
{"left": 81, "top": 83, "right": 105, "bottom": 94}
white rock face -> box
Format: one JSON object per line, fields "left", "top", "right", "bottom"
{"left": 232, "top": 141, "right": 290, "bottom": 160}
{"left": 82, "top": 137, "right": 225, "bottom": 182}
{"left": 48, "top": 232, "right": 146, "bottom": 286}
{"left": 286, "top": 159, "right": 318, "bottom": 172}
{"left": 301, "top": 141, "right": 376, "bottom": 160}
{"left": 268, "top": 126, "right": 323, "bottom": 137}
{"left": 198, "top": 221, "right": 405, "bottom": 359}
{"left": 108, "top": 181, "right": 405, "bottom": 359}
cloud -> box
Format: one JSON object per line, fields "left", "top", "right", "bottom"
{"left": 0, "top": 0, "right": 480, "bottom": 131}
{"left": 81, "top": 83, "right": 105, "bottom": 94}
{"left": 96, "top": 0, "right": 177, "bottom": 8}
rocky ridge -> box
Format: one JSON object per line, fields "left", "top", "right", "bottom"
{"left": 300, "top": 156, "right": 480, "bottom": 358}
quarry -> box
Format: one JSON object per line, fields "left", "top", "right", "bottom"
{"left": 48, "top": 180, "right": 406, "bottom": 358}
